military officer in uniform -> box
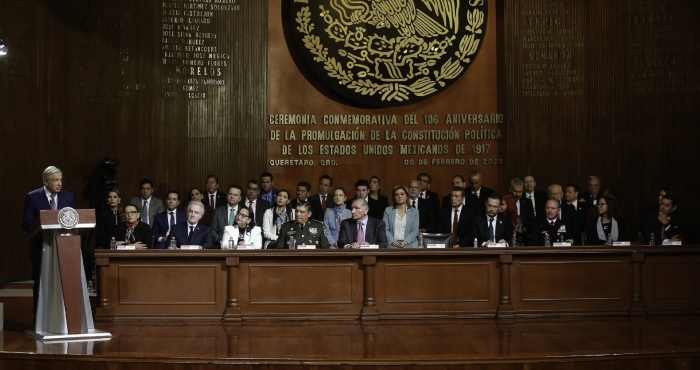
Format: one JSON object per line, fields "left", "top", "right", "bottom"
{"left": 275, "top": 201, "right": 330, "bottom": 249}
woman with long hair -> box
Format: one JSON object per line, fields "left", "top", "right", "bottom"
{"left": 585, "top": 196, "right": 628, "bottom": 245}
{"left": 383, "top": 185, "right": 420, "bottom": 248}
{"left": 222, "top": 206, "right": 263, "bottom": 249}
{"left": 96, "top": 189, "right": 125, "bottom": 249}
{"left": 262, "top": 190, "right": 293, "bottom": 249}
{"left": 369, "top": 175, "right": 389, "bottom": 212}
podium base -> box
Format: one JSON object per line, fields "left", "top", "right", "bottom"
{"left": 25, "top": 328, "right": 112, "bottom": 342}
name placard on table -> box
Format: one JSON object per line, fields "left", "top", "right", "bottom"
{"left": 359, "top": 244, "right": 379, "bottom": 249}
{"left": 116, "top": 245, "right": 135, "bottom": 250}
{"left": 553, "top": 242, "right": 572, "bottom": 247}
{"left": 180, "top": 245, "right": 203, "bottom": 250}
{"left": 297, "top": 244, "right": 316, "bottom": 249}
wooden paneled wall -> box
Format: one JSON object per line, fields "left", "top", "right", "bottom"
{"left": 1, "top": 0, "right": 698, "bottom": 285}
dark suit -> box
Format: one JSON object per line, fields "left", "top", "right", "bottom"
{"left": 466, "top": 186, "right": 495, "bottom": 215}
{"left": 129, "top": 196, "right": 165, "bottom": 227}
{"left": 201, "top": 191, "right": 227, "bottom": 226}
{"left": 579, "top": 192, "right": 601, "bottom": 207}
{"left": 114, "top": 221, "right": 153, "bottom": 248}
{"left": 514, "top": 197, "right": 535, "bottom": 233}
{"left": 309, "top": 193, "right": 332, "bottom": 211}
{"left": 211, "top": 205, "right": 238, "bottom": 248}
{"left": 472, "top": 214, "right": 514, "bottom": 246}
{"left": 337, "top": 217, "right": 388, "bottom": 248}
{"left": 524, "top": 190, "right": 547, "bottom": 218}
{"left": 96, "top": 208, "right": 121, "bottom": 249}
{"left": 529, "top": 217, "right": 575, "bottom": 246}
{"left": 171, "top": 222, "right": 213, "bottom": 249}
{"left": 440, "top": 205, "right": 474, "bottom": 247}
{"left": 561, "top": 201, "right": 586, "bottom": 245}
{"left": 22, "top": 187, "right": 76, "bottom": 313}
{"left": 642, "top": 211, "right": 685, "bottom": 245}
{"left": 238, "top": 198, "right": 271, "bottom": 227}
{"left": 258, "top": 189, "right": 279, "bottom": 205}
{"left": 409, "top": 197, "right": 436, "bottom": 232}
{"left": 422, "top": 190, "right": 441, "bottom": 222}
{"left": 291, "top": 197, "right": 324, "bottom": 222}
{"left": 152, "top": 210, "right": 187, "bottom": 249}
{"left": 346, "top": 197, "right": 384, "bottom": 221}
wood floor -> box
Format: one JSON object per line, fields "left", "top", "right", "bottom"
{"left": 1, "top": 316, "right": 700, "bottom": 369}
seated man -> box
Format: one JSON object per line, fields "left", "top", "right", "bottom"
{"left": 171, "top": 200, "right": 213, "bottom": 249}
{"left": 338, "top": 199, "right": 388, "bottom": 248}
{"left": 152, "top": 191, "right": 187, "bottom": 249}
{"left": 275, "top": 201, "right": 330, "bottom": 249}
{"left": 529, "top": 199, "right": 576, "bottom": 246}
{"left": 642, "top": 194, "right": 685, "bottom": 245}
{"left": 439, "top": 186, "right": 474, "bottom": 248}
{"left": 472, "top": 194, "right": 514, "bottom": 247}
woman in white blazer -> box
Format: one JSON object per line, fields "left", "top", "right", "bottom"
{"left": 383, "top": 185, "right": 420, "bottom": 248}
{"left": 324, "top": 188, "right": 352, "bottom": 248}
{"left": 262, "top": 190, "right": 294, "bottom": 249}
{"left": 221, "top": 206, "right": 262, "bottom": 249}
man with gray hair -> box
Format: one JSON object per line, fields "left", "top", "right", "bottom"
{"left": 23, "top": 166, "right": 77, "bottom": 315}
{"left": 338, "top": 199, "right": 387, "bottom": 248}
{"left": 579, "top": 175, "right": 601, "bottom": 206}
{"left": 170, "top": 200, "right": 213, "bottom": 249}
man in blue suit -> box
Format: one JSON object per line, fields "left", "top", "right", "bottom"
{"left": 152, "top": 191, "right": 187, "bottom": 249}
{"left": 22, "top": 166, "right": 76, "bottom": 314}
{"left": 171, "top": 200, "right": 213, "bottom": 249}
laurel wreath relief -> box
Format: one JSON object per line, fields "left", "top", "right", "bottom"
{"left": 295, "top": 3, "right": 485, "bottom": 103}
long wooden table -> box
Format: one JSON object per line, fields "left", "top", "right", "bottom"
{"left": 93, "top": 247, "right": 700, "bottom": 321}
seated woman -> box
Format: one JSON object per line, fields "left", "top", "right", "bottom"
{"left": 324, "top": 188, "right": 352, "bottom": 248}
{"left": 383, "top": 185, "right": 420, "bottom": 248}
{"left": 96, "top": 189, "right": 124, "bottom": 249}
{"left": 114, "top": 203, "right": 152, "bottom": 249}
{"left": 369, "top": 175, "right": 389, "bottom": 211}
{"left": 262, "top": 190, "right": 293, "bottom": 249}
{"left": 221, "top": 207, "right": 263, "bottom": 249}
{"left": 585, "top": 196, "right": 628, "bottom": 245}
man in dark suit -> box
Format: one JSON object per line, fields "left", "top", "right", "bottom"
{"left": 523, "top": 175, "right": 547, "bottom": 218}
{"left": 291, "top": 181, "right": 324, "bottom": 222}
{"left": 258, "top": 172, "right": 279, "bottom": 205}
{"left": 171, "top": 200, "right": 213, "bottom": 249}
{"left": 211, "top": 185, "right": 242, "bottom": 249}
{"left": 345, "top": 179, "right": 383, "bottom": 220}
{"left": 239, "top": 179, "right": 271, "bottom": 227}
{"left": 275, "top": 202, "right": 330, "bottom": 249}
{"left": 547, "top": 183, "right": 580, "bottom": 244}
{"left": 408, "top": 180, "right": 436, "bottom": 232}
{"left": 642, "top": 194, "right": 685, "bottom": 245}
{"left": 472, "top": 194, "right": 515, "bottom": 247}
{"left": 564, "top": 183, "right": 587, "bottom": 240}
{"left": 508, "top": 178, "right": 535, "bottom": 235}
{"left": 152, "top": 191, "right": 187, "bottom": 249}
{"left": 417, "top": 173, "right": 440, "bottom": 219}
{"left": 309, "top": 174, "right": 333, "bottom": 211}
{"left": 22, "top": 166, "right": 77, "bottom": 314}
{"left": 129, "top": 178, "right": 164, "bottom": 227}
{"left": 578, "top": 175, "right": 601, "bottom": 207}
{"left": 441, "top": 175, "right": 465, "bottom": 209}
{"left": 202, "top": 174, "right": 227, "bottom": 226}
{"left": 338, "top": 199, "right": 388, "bottom": 248}
{"left": 439, "top": 186, "right": 474, "bottom": 248}
{"left": 529, "top": 200, "right": 576, "bottom": 246}
{"left": 466, "top": 171, "right": 495, "bottom": 216}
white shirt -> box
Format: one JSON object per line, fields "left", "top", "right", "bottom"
{"left": 394, "top": 211, "right": 407, "bottom": 241}
{"left": 44, "top": 187, "right": 57, "bottom": 205}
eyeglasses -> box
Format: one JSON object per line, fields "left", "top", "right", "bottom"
{"left": 236, "top": 213, "right": 250, "bottom": 218}
{"left": 124, "top": 211, "right": 139, "bottom": 215}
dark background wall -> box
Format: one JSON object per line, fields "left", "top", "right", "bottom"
{"left": 0, "top": 0, "right": 698, "bottom": 285}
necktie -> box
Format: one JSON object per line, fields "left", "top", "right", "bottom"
{"left": 50, "top": 195, "right": 57, "bottom": 210}
{"left": 488, "top": 218, "right": 495, "bottom": 242}
{"left": 248, "top": 200, "right": 254, "bottom": 210}
{"left": 452, "top": 208, "right": 459, "bottom": 245}
{"left": 210, "top": 194, "right": 215, "bottom": 208}
{"left": 660, "top": 223, "right": 666, "bottom": 240}
{"left": 357, "top": 222, "right": 365, "bottom": 244}
{"left": 411, "top": 199, "right": 416, "bottom": 208}
{"left": 550, "top": 220, "right": 555, "bottom": 227}
{"left": 188, "top": 226, "right": 194, "bottom": 243}
{"left": 321, "top": 195, "right": 326, "bottom": 209}
{"left": 229, "top": 208, "right": 235, "bottom": 225}
{"left": 142, "top": 200, "right": 149, "bottom": 224}
{"left": 169, "top": 211, "right": 175, "bottom": 227}
{"left": 528, "top": 194, "right": 536, "bottom": 216}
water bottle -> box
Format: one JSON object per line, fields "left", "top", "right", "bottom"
{"left": 606, "top": 233, "right": 612, "bottom": 246}
{"left": 511, "top": 231, "right": 518, "bottom": 247}
{"left": 473, "top": 237, "right": 478, "bottom": 248}
{"left": 110, "top": 237, "right": 117, "bottom": 250}
{"left": 544, "top": 232, "right": 551, "bottom": 247}
{"left": 228, "top": 237, "right": 234, "bottom": 250}
{"left": 289, "top": 236, "right": 296, "bottom": 250}
{"left": 649, "top": 233, "right": 655, "bottom": 246}
{"left": 169, "top": 237, "right": 177, "bottom": 250}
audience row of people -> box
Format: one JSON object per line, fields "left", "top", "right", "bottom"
{"left": 94, "top": 172, "right": 693, "bottom": 250}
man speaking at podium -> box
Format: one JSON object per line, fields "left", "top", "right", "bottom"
{"left": 22, "top": 166, "right": 76, "bottom": 315}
